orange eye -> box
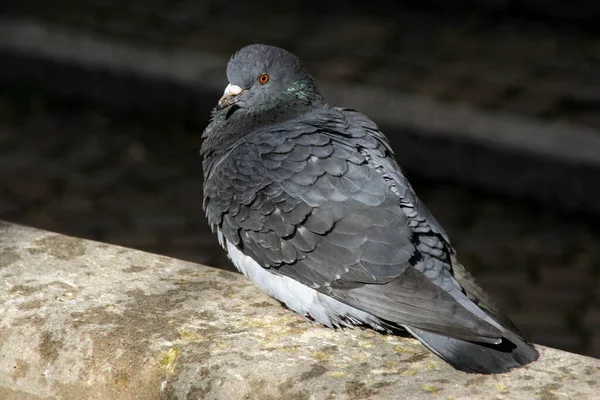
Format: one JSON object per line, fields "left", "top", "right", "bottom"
{"left": 258, "top": 73, "right": 269, "bottom": 84}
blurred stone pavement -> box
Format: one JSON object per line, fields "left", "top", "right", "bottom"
{"left": 1, "top": 1, "right": 600, "bottom": 358}
{"left": 4, "top": 0, "right": 600, "bottom": 130}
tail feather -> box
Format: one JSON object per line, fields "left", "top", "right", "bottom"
{"left": 405, "top": 326, "right": 540, "bottom": 374}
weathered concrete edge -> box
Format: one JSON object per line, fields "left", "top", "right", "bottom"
{"left": 2, "top": 17, "right": 600, "bottom": 167}
{"left": 1, "top": 221, "right": 600, "bottom": 400}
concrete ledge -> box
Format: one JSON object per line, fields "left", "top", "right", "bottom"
{"left": 2, "top": 18, "right": 600, "bottom": 214}
{"left": 1, "top": 221, "right": 599, "bottom": 399}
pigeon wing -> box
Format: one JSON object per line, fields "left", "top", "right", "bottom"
{"left": 203, "top": 113, "right": 504, "bottom": 343}
{"left": 337, "top": 108, "right": 524, "bottom": 336}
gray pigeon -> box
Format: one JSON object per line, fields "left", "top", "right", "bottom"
{"left": 201, "top": 44, "right": 539, "bottom": 374}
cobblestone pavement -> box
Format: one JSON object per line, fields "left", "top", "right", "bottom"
{"left": 3, "top": 0, "right": 600, "bottom": 132}
{"left": 1, "top": 91, "right": 599, "bottom": 359}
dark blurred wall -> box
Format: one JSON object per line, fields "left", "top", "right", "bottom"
{"left": 406, "top": 0, "right": 600, "bottom": 21}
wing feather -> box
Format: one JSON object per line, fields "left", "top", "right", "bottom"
{"left": 203, "top": 109, "right": 514, "bottom": 342}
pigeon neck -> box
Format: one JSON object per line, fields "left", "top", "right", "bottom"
{"left": 202, "top": 78, "right": 326, "bottom": 167}
{"left": 201, "top": 99, "right": 327, "bottom": 174}
{"left": 286, "top": 80, "right": 324, "bottom": 105}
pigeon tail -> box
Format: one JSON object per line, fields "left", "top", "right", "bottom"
{"left": 405, "top": 326, "right": 540, "bottom": 374}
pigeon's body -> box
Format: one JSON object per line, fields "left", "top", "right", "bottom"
{"left": 201, "top": 45, "right": 539, "bottom": 374}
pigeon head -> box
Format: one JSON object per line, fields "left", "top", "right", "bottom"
{"left": 214, "top": 44, "right": 324, "bottom": 117}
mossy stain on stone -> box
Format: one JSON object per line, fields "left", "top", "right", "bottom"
{"left": 421, "top": 384, "right": 439, "bottom": 395}
{"left": 28, "top": 235, "right": 85, "bottom": 260}
{"left": 495, "top": 383, "right": 507, "bottom": 393}
{"left": 300, "top": 364, "right": 327, "bottom": 381}
{"left": 176, "top": 329, "right": 207, "bottom": 344}
{"left": 159, "top": 348, "right": 180, "bottom": 374}
{"left": 424, "top": 361, "right": 438, "bottom": 370}
{"left": 309, "top": 345, "right": 338, "bottom": 362}
{"left": 465, "top": 376, "right": 486, "bottom": 386}
{"left": 345, "top": 380, "right": 377, "bottom": 400}
{"left": 38, "top": 331, "right": 63, "bottom": 364}
{"left": 277, "top": 379, "right": 310, "bottom": 400}
{"left": 400, "top": 368, "right": 418, "bottom": 376}
{"left": 405, "top": 351, "right": 429, "bottom": 363}
{"left": 0, "top": 248, "right": 21, "bottom": 269}
{"left": 9, "top": 284, "right": 38, "bottom": 296}
{"left": 17, "top": 299, "right": 43, "bottom": 310}
{"left": 0, "top": 387, "right": 50, "bottom": 400}
{"left": 392, "top": 345, "right": 416, "bottom": 354}
{"left": 122, "top": 265, "right": 147, "bottom": 273}
{"left": 537, "top": 383, "right": 562, "bottom": 400}
{"left": 585, "top": 366, "right": 599, "bottom": 376}
{"left": 250, "top": 301, "right": 274, "bottom": 308}
{"left": 277, "top": 345, "right": 300, "bottom": 354}
{"left": 11, "top": 359, "right": 30, "bottom": 381}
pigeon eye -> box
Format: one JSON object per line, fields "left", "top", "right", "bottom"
{"left": 258, "top": 73, "right": 270, "bottom": 84}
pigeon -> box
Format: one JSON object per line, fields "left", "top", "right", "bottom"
{"left": 201, "top": 44, "right": 539, "bottom": 374}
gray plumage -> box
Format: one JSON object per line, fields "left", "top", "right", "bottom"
{"left": 201, "top": 44, "right": 539, "bottom": 374}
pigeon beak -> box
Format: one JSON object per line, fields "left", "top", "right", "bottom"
{"left": 217, "top": 83, "right": 244, "bottom": 110}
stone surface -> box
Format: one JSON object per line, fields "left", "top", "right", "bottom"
{"left": 1, "top": 221, "right": 600, "bottom": 400}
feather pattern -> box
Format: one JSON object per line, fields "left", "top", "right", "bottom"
{"left": 202, "top": 44, "right": 538, "bottom": 373}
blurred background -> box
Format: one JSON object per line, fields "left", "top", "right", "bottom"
{"left": 1, "top": 1, "right": 600, "bottom": 358}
